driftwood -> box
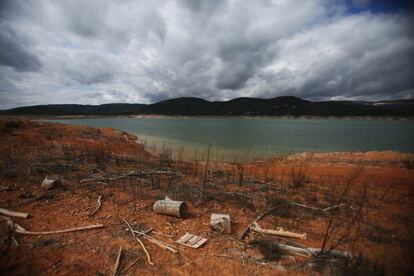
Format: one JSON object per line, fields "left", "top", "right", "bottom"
{"left": 119, "top": 216, "right": 154, "bottom": 266}
{"left": 80, "top": 170, "right": 179, "bottom": 183}
{"left": 239, "top": 207, "right": 277, "bottom": 240}
{"left": 89, "top": 195, "right": 102, "bottom": 216}
{"left": 153, "top": 196, "right": 188, "bottom": 218}
{"left": 111, "top": 246, "right": 122, "bottom": 276}
{"left": 277, "top": 243, "right": 352, "bottom": 259}
{"left": 251, "top": 222, "right": 307, "bottom": 240}
{"left": 0, "top": 208, "right": 29, "bottom": 219}
{"left": 18, "top": 190, "right": 58, "bottom": 206}
{"left": 212, "top": 253, "right": 286, "bottom": 271}
{"left": 133, "top": 228, "right": 177, "bottom": 253}
{"left": 3, "top": 216, "right": 104, "bottom": 235}
{"left": 321, "top": 203, "right": 347, "bottom": 212}
{"left": 289, "top": 202, "right": 347, "bottom": 212}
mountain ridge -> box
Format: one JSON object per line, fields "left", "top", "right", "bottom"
{"left": 1, "top": 96, "right": 413, "bottom": 116}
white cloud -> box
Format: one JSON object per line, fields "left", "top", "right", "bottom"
{"left": 0, "top": 0, "right": 413, "bottom": 109}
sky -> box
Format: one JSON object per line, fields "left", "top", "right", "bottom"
{"left": 0, "top": 0, "right": 413, "bottom": 109}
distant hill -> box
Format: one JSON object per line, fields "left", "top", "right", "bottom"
{"left": 2, "top": 96, "right": 414, "bottom": 117}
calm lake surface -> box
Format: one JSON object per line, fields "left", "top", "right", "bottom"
{"left": 46, "top": 117, "right": 414, "bottom": 156}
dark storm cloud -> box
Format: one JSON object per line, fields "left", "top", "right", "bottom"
{"left": 0, "top": 25, "right": 41, "bottom": 72}
{"left": 260, "top": 13, "right": 414, "bottom": 101}
{"left": 0, "top": 0, "right": 413, "bottom": 109}
{"left": 180, "top": 0, "right": 224, "bottom": 13}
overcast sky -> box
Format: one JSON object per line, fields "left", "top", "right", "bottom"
{"left": 0, "top": 0, "right": 413, "bottom": 109}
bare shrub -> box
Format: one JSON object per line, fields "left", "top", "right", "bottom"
{"left": 289, "top": 166, "right": 309, "bottom": 189}
{"left": 91, "top": 143, "right": 110, "bottom": 164}
{"left": 0, "top": 218, "right": 13, "bottom": 255}
{"left": 158, "top": 143, "right": 173, "bottom": 167}
{"left": 320, "top": 171, "right": 367, "bottom": 255}
{"left": 237, "top": 164, "right": 246, "bottom": 186}
{"left": 0, "top": 142, "right": 25, "bottom": 178}
{"left": 0, "top": 120, "right": 24, "bottom": 135}
{"left": 315, "top": 255, "right": 386, "bottom": 276}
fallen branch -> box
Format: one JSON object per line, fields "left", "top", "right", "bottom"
{"left": 151, "top": 231, "right": 174, "bottom": 239}
{"left": 322, "top": 203, "right": 347, "bottom": 212}
{"left": 89, "top": 195, "right": 102, "bottom": 216}
{"left": 146, "top": 235, "right": 177, "bottom": 253}
{"left": 80, "top": 170, "right": 179, "bottom": 183}
{"left": 179, "top": 251, "right": 193, "bottom": 265}
{"left": 272, "top": 236, "right": 317, "bottom": 257}
{"left": 130, "top": 228, "right": 153, "bottom": 238}
{"left": 212, "top": 253, "right": 286, "bottom": 271}
{"left": 18, "top": 191, "right": 57, "bottom": 206}
{"left": 133, "top": 228, "right": 174, "bottom": 239}
{"left": 135, "top": 237, "right": 154, "bottom": 265}
{"left": 131, "top": 228, "right": 177, "bottom": 253}
{"left": 111, "top": 246, "right": 122, "bottom": 276}
{"left": 289, "top": 202, "right": 347, "bottom": 213}
{"left": 3, "top": 216, "right": 104, "bottom": 235}
{"left": 239, "top": 207, "right": 277, "bottom": 240}
{"left": 288, "top": 202, "right": 320, "bottom": 211}
{"left": 251, "top": 222, "right": 307, "bottom": 240}
{"left": 243, "top": 254, "right": 287, "bottom": 271}
{"left": 277, "top": 243, "right": 352, "bottom": 259}
{"left": 119, "top": 216, "right": 154, "bottom": 266}
{"left": 0, "top": 208, "right": 29, "bottom": 219}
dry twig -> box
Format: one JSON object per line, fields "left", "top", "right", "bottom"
{"left": 111, "top": 246, "right": 122, "bottom": 276}
{"left": 119, "top": 216, "right": 155, "bottom": 266}
{"left": 89, "top": 195, "right": 102, "bottom": 216}
{"left": 0, "top": 208, "right": 29, "bottom": 219}
{"left": 239, "top": 207, "right": 277, "bottom": 240}
{"left": 131, "top": 228, "right": 177, "bottom": 253}
{"left": 121, "top": 256, "right": 141, "bottom": 273}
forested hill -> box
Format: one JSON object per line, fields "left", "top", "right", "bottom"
{"left": 2, "top": 96, "right": 414, "bottom": 116}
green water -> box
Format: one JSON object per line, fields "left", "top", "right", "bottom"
{"left": 45, "top": 117, "right": 414, "bottom": 156}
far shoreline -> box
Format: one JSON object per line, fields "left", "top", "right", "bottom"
{"left": 2, "top": 114, "right": 414, "bottom": 121}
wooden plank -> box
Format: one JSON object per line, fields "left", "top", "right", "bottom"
{"left": 176, "top": 233, "right": 207, "bottom": 249}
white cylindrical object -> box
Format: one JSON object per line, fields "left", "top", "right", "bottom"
{"left": 153, "top": 196, "right": 188, "bottom": 218}
{"left": 210, "top": 213, "right": 231, "bottom": 234}
{"left": 41, "top": 175, "right": 61, "bottom": 190}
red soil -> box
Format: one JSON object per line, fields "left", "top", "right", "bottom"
{"left": 0, "top": 118, "right": 413, "bottom": 275}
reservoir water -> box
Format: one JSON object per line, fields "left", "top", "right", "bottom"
{"left": 45, "top": 117, "right": 414, "bottom": 156}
